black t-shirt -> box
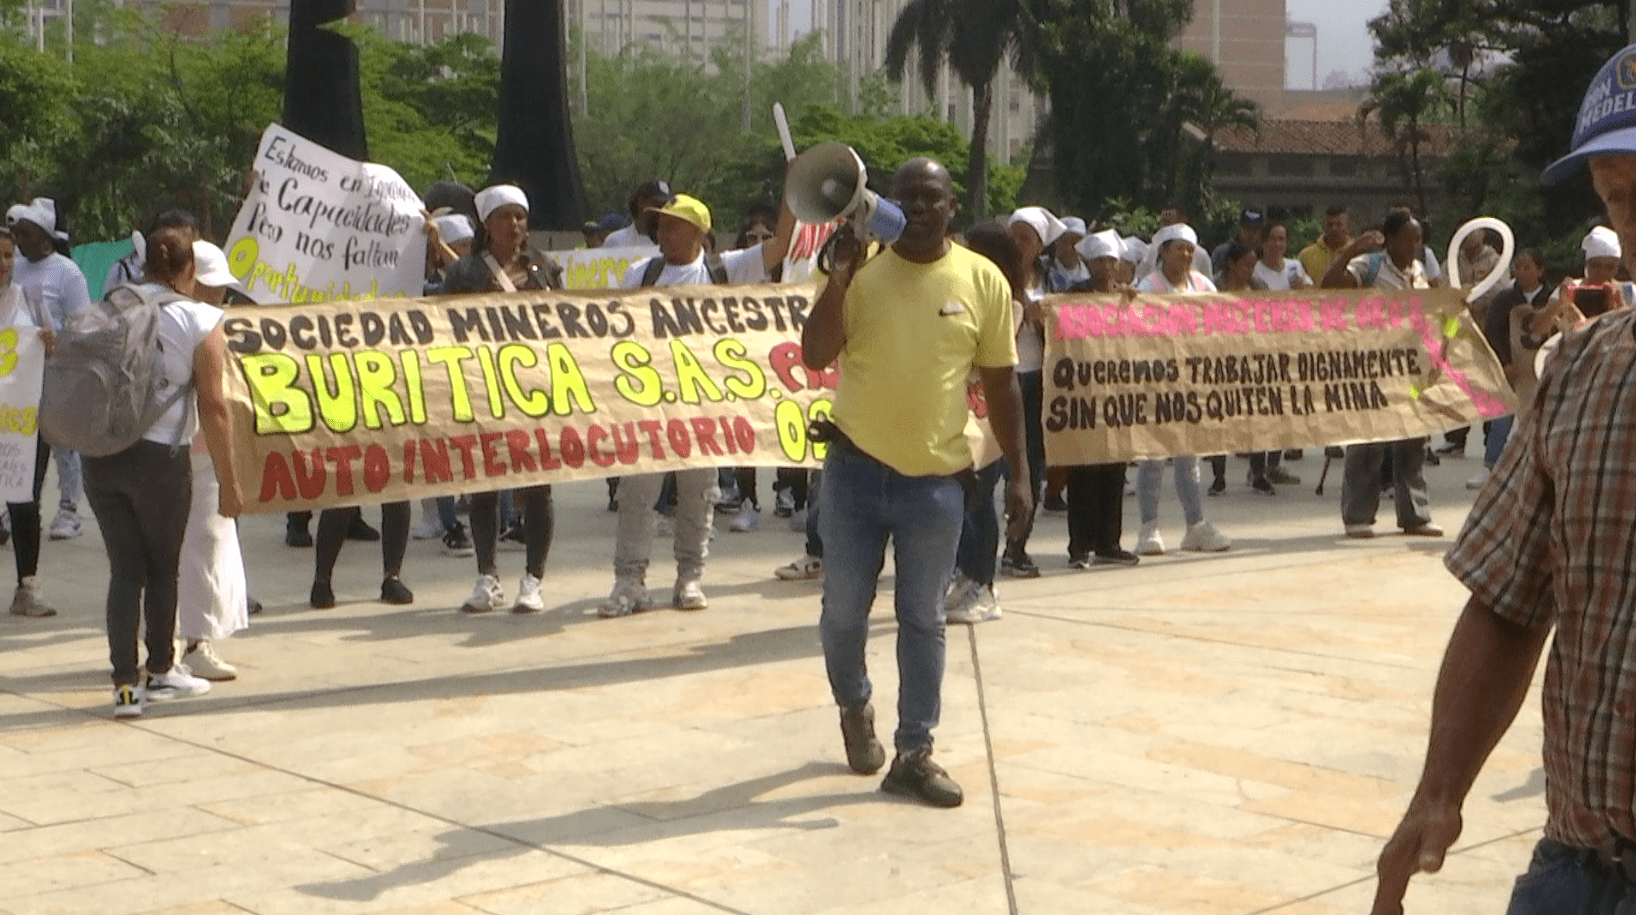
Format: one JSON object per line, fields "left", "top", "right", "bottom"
{"left": 1483, "top": 282, "right": 1549, "bottom": 366}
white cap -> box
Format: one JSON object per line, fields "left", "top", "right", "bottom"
{"left": 1152, "top": 223, "right": 1199, "bottom": 250}
{"left": 434, "top": 214, "right": 474, "bottom": 244}
{"left": 191, "top": 240, "right": 237, "bottom": 288}
{"left": 1120, "top": 236, "right": 1148, "bottom": 264}
{"left": 1076, "top": 229, "right": 1122, "bottom": 262}
{"left": 6, "top": 197, "right": 66, "bottom": 241}
{"left": 475, "top": 185, "right": 529, "bottom": 224}
{"left": 1060, "top": 216, "right": 1087, "bottom": 239}
{"left": 1583, "top": 225, "right": 1621, "bottom": 261}
{"left": 1008, "top": 206, "right": 1067, "bottom": 246}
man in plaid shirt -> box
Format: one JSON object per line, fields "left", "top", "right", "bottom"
{"left": 1372, "top": 44, "right": 1636, "bottom": 915}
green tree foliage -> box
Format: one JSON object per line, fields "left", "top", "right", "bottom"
{"left": 1030, "top": 0, "right": 1256, "bottom": 226}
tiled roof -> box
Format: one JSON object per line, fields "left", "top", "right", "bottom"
{"left": 1214, "top": 117, "right": 1461, "bottom": 158}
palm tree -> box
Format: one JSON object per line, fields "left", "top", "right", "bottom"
{"left": 883, "top": 0, "right": 1034, "bottom": 221}
{"left": 1371, "top": 67, "right": 1449, "bottom": 217}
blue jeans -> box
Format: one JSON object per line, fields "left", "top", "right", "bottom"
{"left": 818, "top": 442, "right": 963, "bottom": 752}
{"left": 804, "top": 471, "right": 823, "bottom": 558}
{"left": 1506, "top": 839, "right": 1636, "bottom": 914}
{"left": 955, "top": 460, "right": 1005, "bottom": 586}
{"left": 54, "top": 446, "right": 81, "bottom": 513}
{"left": 1137, "top": 456, "right": 1205, "bottom": 526}
{"left": 1485, "top": 414, "right": 1515, "bottom": 469}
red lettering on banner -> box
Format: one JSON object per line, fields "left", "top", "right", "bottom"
{"left": 448, "top": 435, "right": 478, "bottom": 478}
{"left": 480, "top": 431, "right": 506, "bottom": 477}
{"left": 638, "top": 419, "right": 667, "bottom": 458}
{"left": 508, "top": 430, "right": 538, "bottom": 473}
{"left": 717, "top": 417, "right": 738, "bottom": 454}
{"left": 326, "top": 445, "right": 362, "bottom": 496}
{"left": 666, "top": 419, "right": 692, "bottom": 457}
{"left": 560, "top": 427, "right": 585, "bottom": 467}
{"left": 259, "top": 452, "right": 296, "bottom": 502}
{"left": 610, "top": 422, "right": 640, "bottom": 465}
{"left": 690, "top": 417, "right": 724, "bottom": 455}
{"left": 363, "top": 444, "right": 390, "bottom": 492}
{"left": 419, "top": 439, "right": 453, "bottom": 483}
{"left": 732, "top": 416, "right": 755, "bottom": 452}
{"left": 294, "top": 448, "right": 326, "bottom": 500}
{"left": 402, "top": 441, "right": 416, "bottom": 483}
{"left": 587, "top": 424, "right": 616, "bottom": 468}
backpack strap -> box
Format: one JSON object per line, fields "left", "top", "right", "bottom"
{"left": 705, "top": 253, "right": 729, "bottom": 286}
{"left": 1362, "top": 252, "right": 1384, "bottom": 289}
{"left": 638, "top": 257, "right": 666, "bottom": 288}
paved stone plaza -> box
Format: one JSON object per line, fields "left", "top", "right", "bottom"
{"left": 0, "top": 453, "right": 1545, "bottom": 915}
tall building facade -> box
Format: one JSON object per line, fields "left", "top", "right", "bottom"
{"left": 1174, "top": 0, "right": 1287, "bottom": 112}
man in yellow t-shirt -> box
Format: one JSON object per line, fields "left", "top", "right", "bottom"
{"left": 800, "top": 157, "right": 1031, "bottom": 808}
{"left": 1298, "top": 204, "right": 1354, "bottom": 284}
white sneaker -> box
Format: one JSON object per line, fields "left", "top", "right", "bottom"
{"left": 1345, "top": 523, "right": 1376, "bottom": 539}
{"left": 145, "top": 665, "right": 210, "bottom": 702}
{"left": 181, "top": 641, "right": 237, "bottom": 681}
{"left": 729, "top": 503, "right": 759, "bottom": 532}
{"left": 1136, "top": 521, "right": 1165, "bottom": 556}
{"left": 674, "top": 580, "right": 708, "bottom": 611}
{"left": 775, "top": 555, "right": 822, "bottom": 580}
{"left": 774, "top": 488, "right": 796, "bottom": 517}
{"left": 513, "top": 574, "right": 545, "bottom": 614}
{"left": 113, "top": 684, "right": 144, "bottom": 719}
{"left": 946, "top": 583, "right": 1002, "bottom": 624}
{"left": 48, "top": 510, "right": 81, "bottom": 541}
{"left": 1466, "top": 468, "right": 1491, "bottom": 490}
{"left": 943, "top": 571, "right": 974, "bottom": 608}
{"left": 600, "top": 580, "right": 653, "bottom": 618}
{"left": 411, "top": 517, "right": 444, "bottom": 540}
{"left": 461, "top": 574, "right": 504, "bottom": 614}
{"left": 1180, "top": 520, "right": 1231, "bottom": 552}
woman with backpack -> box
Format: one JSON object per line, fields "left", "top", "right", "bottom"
{"left": 0, "top": 226, "right": 58, "bottom": 618}
{"left": 77, "top": 226, "right": 242, "bottom": 719}
{"left": 440, "top": 185, "right": 562, "bottom": 614}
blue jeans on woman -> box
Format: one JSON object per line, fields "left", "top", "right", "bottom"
{"left": 818, "top": 441, "right": 964, "bottom": 752}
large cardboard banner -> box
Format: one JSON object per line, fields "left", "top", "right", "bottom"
{"left": 222, "top": 283, "right": 832, "bottom": 514}
{"left": 0, "top": 331, "right": 44, "bottom": 503}
{"left": 223, "top": 124, "right": 426, "bottom": 304}
{"left": 1044, "top": 286, "right": 1514, "bottom": 464}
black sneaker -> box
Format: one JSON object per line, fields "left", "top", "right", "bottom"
{"left": 1068, "top": 553, "right": 1092, "bottom": 570}
{"left": 346, "top": 515, "right": 381, "bottom": 541}
{"left": 498, "top": 522, "right": 526, "bottom": 551}
{"left": 1092, "top": 548, "right": 1140, "bottom": 567}
{"left": 381, "top": 576, "right": 414, "bottom": 605}
{"left": 880, "top": 748, "right": 963, "bottom": 808}
{"left": 285, "top": 525, "right": 313, "bottom": 548}
{"left": 310, "top": 579, "right": 335, "bottom": 609}
{"left": 1207, "top": 477, "right": 1226, "bottom": 496}
{"left": 442, "top": 522, "right": 475, "bottom": 557}
{"left": 247, "top": 596, "right": 262, "bottom": 615}
{"left": 1283, "top": 449, "right": 1304, "bottom": 460}
{"left": 1000, "top": 548, "right": 1040, "bottom": 578}
{"left": 1042, "top": 493, "right": 1068, "bottom": 513}
{"left": 839, "top": 702, "right": 886, "bottom": 774}
{"left": 1251, "top": 476, "right": 1275, "bottom": 496}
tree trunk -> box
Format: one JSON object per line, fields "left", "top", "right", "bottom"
{"left": 969, "top": 75, "right": 993, "bottom": 222}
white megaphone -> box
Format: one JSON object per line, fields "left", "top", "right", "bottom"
{"left": 786, "top": 141, "right": 907, "bottom": 244}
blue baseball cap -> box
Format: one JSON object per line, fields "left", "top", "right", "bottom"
{"left": 1545, "top": 44, "right": 1636, "bottom": 185}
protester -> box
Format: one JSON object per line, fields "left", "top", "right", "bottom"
{"left": 413, "top": 213, "right": 477, "bottom": 556}
{"left": 173, "top": 241, "right": 252, "bottom": 678}
{"left": 603, "top": 190, "right": 794, "bottom": 617}
{"left": 1063, "top": 229, "right": 1138, "bottom": 569}
{"left": 999, "top": 205, "right": 1061, "bottom": 577}
{"left": 0, "top": 227, "right": 56, "bottom": 618}
{"left": 1467, "top": 248, "right": 1549, "bottom": 491}
{"left": 1138, "top": 203, "right": 1211, "bottom": 279}
{"left": 1254, "top": 221, "right": 1313, "bottom": 291}
{"left": 723, "top": 200, "right": 786, "bottom": 534}
{"left": 1132, "top": 224, "right": 1231, "bottom": 556}
{"left": 602, "top": 179, "right": 673, "bottom": 248}
{"left": 441, "top": 184, "right": 562, "bottom": 614}
{"left": 1529, "top": 226, "right": 1636, "bottom": 340}
{"left": 1298, "top": 205, "right": 1353, "bottom": 285}
{"left": 1207, "top": 241, "right": 1281, "bottom": 496}
{"left": 1046, "top": 216, "right": 1090, "bottom": 290}
{"left": 1322, "top": 208, "right": 1443, "bottom": 539}
{"left": 580, "top": 212, "right": 626, "bottom": 249}
{"left": 1211, "top": 209, "right": 1267, "bottom": 275}
{"left": 83, "top": 227, "right": 240, "bottom": 719}
{"left": 7, "top": 198, "right": 91, "bottom": 542}
{"left": 1371, "top": 45, "right": 1636, "bottom": 915}
{"left": 105, "top": 210, "right": 199, "bottom": 291}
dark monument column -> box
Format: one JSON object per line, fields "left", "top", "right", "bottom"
{"left": 491, "top": 0, "right": 589, "bottom": 229}
{"left": 282, "top": 0, "right": 368, "bottom": 160}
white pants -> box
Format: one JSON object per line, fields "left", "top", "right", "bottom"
{"left": 176, "top": 448, "right": 248, "bottom": 642}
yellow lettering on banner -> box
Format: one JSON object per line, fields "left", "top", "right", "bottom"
{"left": 545, "top": 342, "right": 595, "bottom": 415}
{"left": 426, "top": 346, "right": 476, "bottom": 422}
{"left": 670, "top": 339, "right": 724, "bottom": 405}
{"left": 774, "top": 398, "right": 806, "bottom": 461}
{"left": 305, "top": 353, "right": 359, "bottom": 433}
{"left": 498, "top": 344, "right": 550, "bottom": 418}
{"left": 400, "top": 351, "right": 427, "bottom": 424}
{"left": 0, "top": 328, "right": 20, "bottom": 378}
{"left": 611, "top": 341, "right": 663, "bottom": 407}
{"left": 355, "top": 350, "right": 405, "bottom": 429}
{"left": 242, "top": 353, "right": 314, "bottom": 434}
{"left": 475, "top": 346, "right": 506, "bottom": 419}
{"left": 715, "top": 339, "right": 767, "bottom": 400}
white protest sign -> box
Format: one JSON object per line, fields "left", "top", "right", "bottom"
{"left": 0, "top": 330, "right": 45, "bottom": 503}
{"left": 224, "top": 123, "right": 426, "bottom": 305}
{"left": 549, "top": 245, "right": 659, "bottom": 290}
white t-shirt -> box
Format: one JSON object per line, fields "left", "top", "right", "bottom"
{"left": 1014, "top": 285, "right": 1045, "bottom": 373}
{"left": 1136, "top": 270, "right": 1217, "bottom": 294}
{"left": 1253, "top": 258, "right": 1312, "bottom": 291}
{"left": 620, "top": 245, "right": 768, "bottom": 289}
{"left": 1345, "top": 254, "right": 1430, "bottom": 290}
{"left": 12, "top": 252, "right": 89, "bottom": 332}
{"left": 1136, "top": 246, "right": 1212, "bottom": 283}
{"left": 602, "top": 225, "right": 649, "bottom": 249}
{"left": 0, "top": 284, "right": 40, "bottom": 329}
{"left": 140, "top": 284, "right": 224, "bottom": 445}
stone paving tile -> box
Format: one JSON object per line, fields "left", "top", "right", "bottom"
{"left": 0, "top": 807, "right": 241, "bottom": 866}
{"left": 457, "top": 871, "right": 673, "bottom": 915}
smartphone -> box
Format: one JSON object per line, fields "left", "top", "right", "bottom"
{"left": 1574, "top": 284, "right": 1612, "bottom": 316}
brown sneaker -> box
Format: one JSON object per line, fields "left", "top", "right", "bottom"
{"left": 880, "top": 747, "right": 963, "bottom": 808}
{"left": 839, "top": 702, "right": 886, "bottom": 774}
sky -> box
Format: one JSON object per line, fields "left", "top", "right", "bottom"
{"left": 1284, "top": 0, "right": 1390, "bottom": 89}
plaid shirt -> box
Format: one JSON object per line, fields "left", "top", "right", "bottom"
{"left": 1447, "top": 307, "right": 1636, "bottom": 850}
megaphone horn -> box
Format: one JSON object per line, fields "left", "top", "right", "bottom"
{"left": 786, "top": 141, "right": 906, "bottom": 244}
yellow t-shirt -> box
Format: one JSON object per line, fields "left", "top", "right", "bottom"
{"left": 832, "top": 243, "right": 1016, "bottom": 476}
{"left": 1298, "top": 237, "right": 1351, "bottom": 286}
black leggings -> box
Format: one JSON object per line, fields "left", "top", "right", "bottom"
{"left": 471, "top": 485, "right": 552, "bottom": 578}
{"left": 315, "top": 503, "right": 410, "bottom": 583}
{"left": 1065, "top": 463, "right": 1126, "bottom": 558}
{"left": 6, "top": 437, "right": 50, "bottom": 583}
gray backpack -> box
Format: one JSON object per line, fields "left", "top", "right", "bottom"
{"left": 40, "top": 283, "right": 192, "bottom": 457}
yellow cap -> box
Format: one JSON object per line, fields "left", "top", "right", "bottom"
{"left": 649, "top": 194, "right": 711, "bottom": 233}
